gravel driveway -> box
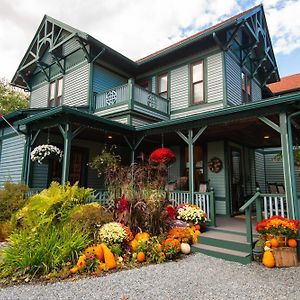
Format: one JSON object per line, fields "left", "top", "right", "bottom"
{"left": 0, "top": 253, "right": 299, "bottom": 300}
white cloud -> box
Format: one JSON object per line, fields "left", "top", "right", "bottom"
{"left": 0, "top": 0, "right": 299, "bottom": 81}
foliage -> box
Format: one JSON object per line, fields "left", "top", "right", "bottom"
{"left": 0, "top": 181, "right": 28, "bottom": 223}
{"left": 0, "top": 225, "right": 90, "bottom": 278}
{"left": 31, "top": 144, "right": 63, "bottom": 164}
{"left": 161, "top": 238, "right": 181, "bottom": 259}
{"left": 177, "top": 204, "right": 207, "bottom": 225}
{"left": 167, "top": 227, "right": 192, "bottom": 243}
{"left": 256, "top": 216, "right": 299, "bottom": 238}
{"left": 0, "top": 79, "right": 29, "bottom": 115}
{"left": 13, "top": 182, "right": 93, "bottom": 231}
{"left": 149, "top": 147, "right": 176, "bottom": 165}
{"left": 98, "top": 222, "right": 127, "bottom": 246}
{"left": 68, "top": 203, "right": 113, "bottom": 240}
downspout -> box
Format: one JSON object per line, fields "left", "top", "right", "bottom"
{"left": 287, "top": 111, "right": 300, "bottom": 220}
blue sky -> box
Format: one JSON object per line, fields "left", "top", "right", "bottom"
{"left": 0, "top": 0, "right": 299, "bottom": 80}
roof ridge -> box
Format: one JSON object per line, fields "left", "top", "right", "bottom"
{"left": 136, "top": 4, "right": 261, "bottom": 63}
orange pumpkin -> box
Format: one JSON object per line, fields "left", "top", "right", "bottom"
{"left": 130, "top": 239, "right": 139, "bottom": 252}
{"left": 101, "top": 243, "right": 117, "bottom": 269}
{"left": 93, "top": 244, "right": 104, "bottom": 261}
{"left": 137, "top": 252, "right": 145, "bottom": 263}
{"left": 270, "top": 238, "right": 279, "bottom": 248}
{"left": 70, "top": 266, "right": 78, "bottom": 274}
{"left": 262, "top": 250, "right": 275, "bottom": 268}
{"left": 287, "top": 238, "right": 297, "bottom": 248}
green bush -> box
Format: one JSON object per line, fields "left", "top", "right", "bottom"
{"left": 68, "top": 203, "right": 113, "bottom": 240}
{"left": 0, "top": 181, "right": 28, "bottom": 223}
{"left": 12, "top": 181, "right": 93, "bottom": 231}
{"left": 0, "top": 225, "right": 90, "bottom": 278}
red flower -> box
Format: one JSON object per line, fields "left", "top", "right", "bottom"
{"left": 149, "top": 148, "right": 176, "bottom": 165}
{"left": 166, "top": 205, "right": 177, "bottom": 219}
{"left": 117, "top": 195, "right": 129, "bottom": 212}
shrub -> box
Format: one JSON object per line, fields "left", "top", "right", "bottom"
{"left": 68, "top": 203, "right": 113, "bottom": 240}
{"left": 0, "top": 181, "right": 28, "bottom": 223}
{"left": 12, "top": 181, "right": 93, "bottom": 231}
{"left": 0, "top": 225, "right": 90, "bottom": 278}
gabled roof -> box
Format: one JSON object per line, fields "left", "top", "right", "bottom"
{"left": 136, "top": 4, "right": 261, "bottom": 63}
{"left": 267, "top": 73, "right": 300, "bottom": 95}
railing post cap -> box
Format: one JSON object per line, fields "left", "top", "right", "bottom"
{"left": 256, "top": 187, "right": 261, "bottom": 192}
{"left": 210, "top": 187, "right": 214, "bottom": 191}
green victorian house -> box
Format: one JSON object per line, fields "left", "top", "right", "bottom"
{"left": 1, "top": 5, "right": 299, "bottom": 263}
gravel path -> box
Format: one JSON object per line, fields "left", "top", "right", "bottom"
{"left": 0, "top": 253, "right": 299, "bottom": 300}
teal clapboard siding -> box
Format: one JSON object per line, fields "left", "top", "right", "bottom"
{"left": 207, "top": 52, "right": 224, "bottom": 103}
{"left": 0, "top": 135, "right": 25, "bottom": 186}
{"left": 31, "top": 162, "right": 49, "bottom": 188}
{"left": 170, "top": 65, "right": 189, "bottom": 111}
{"left": 30, "top": 84, "right": 49, "bottom": 108}
{"left": 255, "top": 151, "right": 266, "bottom": 193}
{"left": 251, "top": 79, "right": 262, "bottom": 102}
{"left": 225, "top": 52, "right": 242, "bottom": 106}
{"left": 207, "top": 141, "right": 226, "bottom": 215}
{"left": 63, "top": 63, "right": 89, "bottom": 106}
{"left": 93, "top": 65, "right": 126, "bottom": 94}
{"left": 131, "top": 117, "right": 152, "bottom": 127}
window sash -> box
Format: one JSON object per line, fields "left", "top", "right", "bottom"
{"left": 191, "top": 61, "right": 204, "bottom": 104}
{"left": 158, "top": 74, "right": 168, "bottom": 98}
{"left": 49, "top": 78, "right": 63, "bottom": 107}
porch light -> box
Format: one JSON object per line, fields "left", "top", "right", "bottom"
{"left": 107, "top": 135, "right": 113, "bottom": 139}
{"left": 264, "top": 135, "right": 270, "bottom": 139}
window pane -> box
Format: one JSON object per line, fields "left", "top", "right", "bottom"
{"left": 159, "top": 75, "right": 168, "bottom": 93}
{"left": 193, "top": 82, "right": 204, "bottom": 103}
{"left": 241, "top": 72, "right": 246, "bottom": 91}
{"left": 57, "top": 78, "right": 63, "bottom": 97}
{"left": 50, "top": 82, "right": 55, "bottom": 99}
{"left": 193, "top": 62, "right": 203, "bottom": 83}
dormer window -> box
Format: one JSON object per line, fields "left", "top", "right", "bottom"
{"left": 49, "top": 78, "right": 63, "bottom": 107}
{"left": 158, "top": 74, "right": 168, "bottom": 99}
{"left": 191, "top": 61, "right": 204, "bottom": 104}
{"left": 241, "top": 71, "right": 251, "bottom": 103}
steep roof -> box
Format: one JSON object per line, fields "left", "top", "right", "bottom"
{"left": 137, "top": 5, "right": 261, "bottom": 63}
{"left": 267, "top": 73, "right": 300, "bottom": 95}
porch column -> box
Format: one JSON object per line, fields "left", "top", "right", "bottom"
{"left": 59, "top": 124, "right": 84, "bottom": 185}
{"left": 188, "top": 130, "right": 194, "bottom": 200}
{"left": 280, "top": 113, "right": 296, "bottom": 219}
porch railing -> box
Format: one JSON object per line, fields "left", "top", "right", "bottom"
{"left": 94, "top": 82, "right": 169, "bottom": 116}
{"left": 168, "top": 189, "right": 216, "bottom": 226}
{"left": 87, "top": 189, "right": 110, "bottom": 205}
{"left": 239, "top": 189, "right": 287, "bottom": 243}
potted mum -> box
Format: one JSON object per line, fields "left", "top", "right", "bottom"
{"left": 31, "top": 144, "right": 63, "bottom": 164}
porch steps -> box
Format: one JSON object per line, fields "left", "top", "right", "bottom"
{"left": 192, "top": 229, "right": 253, "bottom": 265}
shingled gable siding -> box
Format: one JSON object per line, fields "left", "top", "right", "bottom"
{"left": 225, "top": 52, "right": 242, "bottom": 106}
{"left": 0, "top": 135, "right": 25, "bottom": 186}
{"left": 170, "top": 52, "right": 224, "bottom": 119}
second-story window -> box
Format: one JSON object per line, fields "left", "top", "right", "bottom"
{"left": 191, "top": 61, "right": 204, "bottom": 104}
{"left": 49, "top": 78, "right": 63, "bottom": 107}
{"left": 241, "top": 71, "right": 251, "bottom": 103}
{"left": 158, "top": 74, "right": 168, "bottom": 99}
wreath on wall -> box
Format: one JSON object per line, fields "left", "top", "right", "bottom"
{"left": 208, "top": 157, "right": 223, "bottom": 173}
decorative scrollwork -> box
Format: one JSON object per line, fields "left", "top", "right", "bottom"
{"left": 106, "top": 90, "right": 117, "bottom": 105}
{"left": 147, "top": 93, "right": 157, "bottom": 108}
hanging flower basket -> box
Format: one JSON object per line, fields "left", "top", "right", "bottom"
{"left": 31, "top": 144, "right": 63, "bottom": 164}
{"left": 208, "top": 157, "right": 223, "bottom": 173}
{"left": 149, "top": 147, "right": 176, "bottom": 165}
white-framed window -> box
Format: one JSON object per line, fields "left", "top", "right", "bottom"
{"left": 158, "top": 74, "right": 168, "bottom": 99}
{"left": 49, "top": 77, "right": 63, "bottom": 107}
{"left": 241, "top": 71, "right": 251, "bottom": 103}
{"left": 191, "top": 61, "right": 204, "bottom": 104}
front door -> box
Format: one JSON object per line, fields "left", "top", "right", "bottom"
{"left": 230, "top": 148, "right": 244, "bottom": 215}
{"left": 49, "top": 147, "right": 87, "bottom": 186}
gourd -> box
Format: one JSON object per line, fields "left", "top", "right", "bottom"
{"left": 84, "top": 246, "right": 95, "bottom": 257}
{"left": 180, "top": 243, "right": 191, "bottom": 254}
{"left": 135, "top": 232, "right": 150, "bottom": 242}
{"left": 137, "top": 252, "right": 146, "bottom": 263}
{"left": 94, "top": 244, "right": 104, "bottom": 261}
{"left": 70, "top": 266, "right": 78, "bottom": 273}
{"left": 270, "top": 238, "right": 279, "bottom": 248}
{"left": 130, "top": 239, "right": 139, "bottom": 252}
{"left": 287, "top": 238, "right": 297, "bottom": 248}
{"left": 101, "top": 243, "right": 117, "bottom": 269}
{"left": 262, "top": 250, "right": 275, "bottom": 268}
{"left": 76, "top": 254, "right": 86, "bottom": 269}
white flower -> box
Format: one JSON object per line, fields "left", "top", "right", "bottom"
{"left": 31, "top": 144, "right": 63, "bottom": 164}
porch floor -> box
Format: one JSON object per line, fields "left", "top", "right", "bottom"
{"left": 212, "top": 215, "right": 258, "bottom": 235}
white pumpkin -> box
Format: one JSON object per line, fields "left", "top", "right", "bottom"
{"left": 180, "top": 243, "right": 191, "bottom": 254}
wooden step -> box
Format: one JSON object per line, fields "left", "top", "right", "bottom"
{"left": 192, "top": 243, "right": 252, "bottom": 265}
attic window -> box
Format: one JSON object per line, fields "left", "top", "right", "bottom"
{"left": 49, "top": 78, "right": 63, "bottom": 107}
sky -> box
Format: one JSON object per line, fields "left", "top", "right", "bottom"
{"left": 0, "top": 0, "right": 300, "bottom": 82}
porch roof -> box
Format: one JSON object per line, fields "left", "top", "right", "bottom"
{"left": 14, "top": 106, "right": 134, "bottom": 133}
{"left": 136, "top": 91, "right": 300, "bottom": 135}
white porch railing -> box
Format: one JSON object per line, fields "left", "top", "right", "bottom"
{"left": 168, "top": 190, "right": 215, "bottom": 225}
{"left": 261, "top": 193, "right": 287, "bottom": 218}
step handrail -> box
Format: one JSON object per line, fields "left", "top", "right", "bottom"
{"left": 239, "top": 188, "right": 262, "bottom": 243}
